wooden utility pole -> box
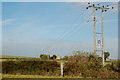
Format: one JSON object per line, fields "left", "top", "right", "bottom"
{"left": 86, "top": 3, "right": 113, "bottom": 66}
{"left": 102, "top": 8, "right": 105, "bottom": 66}
{"left": 94, "top": 8, "right": 96, "bottom": 56}
{"left": 48, "top": 50, "right": 49, "bottom": 60}
{"left": 48, "top": 47, "right": 50, "bottom": 60}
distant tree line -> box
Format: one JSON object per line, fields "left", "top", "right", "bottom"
{"left": 40, "top": 54, "right": 57, "bottom": 60}
{"left": 62, "top": 51, "right": 110, "bottom": 61}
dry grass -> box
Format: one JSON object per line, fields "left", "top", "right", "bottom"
{"left": 2, "top": 74, "right": 84, "bottom": 78}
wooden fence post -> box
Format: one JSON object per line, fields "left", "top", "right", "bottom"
{"left": 61, "top": 63, "right": 63, "bottom": 77}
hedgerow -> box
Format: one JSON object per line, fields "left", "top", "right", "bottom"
{"left": 2, "top": 60, "right": 60, "bottom": 76}
{"left": 2, "top": 53, "right": 119, "bottom": 78}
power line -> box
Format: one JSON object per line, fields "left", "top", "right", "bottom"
{"left": 64, "top": 10, "right": 94, "bottom": 40}
{"left": 56, "top": 9, "right": 88, "bottom": 41}
{"left": 58, "top": 10, "right": 94, "bottom": 41}
{"left": 60, "top": 10, "right": 94, "bottom": 40}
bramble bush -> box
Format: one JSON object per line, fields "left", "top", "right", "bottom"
{"left": 63, "top": 52, "right": 118, "bottom": 78}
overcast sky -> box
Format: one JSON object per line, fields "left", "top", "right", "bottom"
{"left": 1, "top": 1, "right": 119, "bottom": 59}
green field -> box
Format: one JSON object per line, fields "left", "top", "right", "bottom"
{"left": 2, "top": 74, "right": 83, "bottom": 78}
{"left": 2, "top": 74, "right": 118, "bottom": 80}
{"left": 0, "top": 55, "right": 66, "bottom": 63}
{"left": 0, "top": 55, "right": 41, "bottom": 62}
{"left": 0, "top": 55, "right": 35, "bottom": 59}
